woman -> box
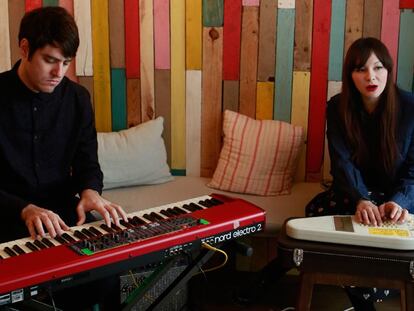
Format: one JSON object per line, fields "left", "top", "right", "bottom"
{"left": 306, "top": 37, "right": 414, "bottom": 310}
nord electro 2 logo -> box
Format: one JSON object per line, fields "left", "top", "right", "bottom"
{"left": 201, "top": 223, "right": 263, "bottom": 245}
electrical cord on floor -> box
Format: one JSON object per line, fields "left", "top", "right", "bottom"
{"left": 47, "top": 287, "right": 58, "bottom": 311}
{"left": 280, "top": 307, "right": 295, "bottom": 311}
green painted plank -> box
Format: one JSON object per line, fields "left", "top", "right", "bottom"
{"left": 202, "top": 0, "right": 224, "bottom": 27}
{"left": 43, "top": 0, "right": 58, "bottom": 6}
{"left": 274, "top": 9, "right": 295, "bottom": 122}
{"left": 111, "top": 68, "right": 127, "bottom": 131}
{"left": 328, "top": 0, "right": 346, "bottom": 81}
{"left": 397, "top": 9, "right": 414, "bottom": 92}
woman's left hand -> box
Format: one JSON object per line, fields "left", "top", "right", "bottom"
{"left": 378, "top": 201, "right": 409, "bottom": 223}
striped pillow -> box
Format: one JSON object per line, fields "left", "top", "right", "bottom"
{"left": 208, "top": 110, "right": 304, "bottom": 196}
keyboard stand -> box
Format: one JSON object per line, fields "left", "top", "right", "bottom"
{"left": 121, "top": 248, "right": 215, "bottom": 311}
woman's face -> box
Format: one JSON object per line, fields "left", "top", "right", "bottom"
{"left": 351, "top": 52, "right": 388, "bottom": 108}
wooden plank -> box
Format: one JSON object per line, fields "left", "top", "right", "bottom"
{"left": 363, "top": 0, "right": 382, "bottom": 38}
{"left": 274, "top": 8, "right": 295, "bottom": 122}
{"left": 59, "top": 0, "right": 77, "bottom": 82}
{"left": 111, "top": 68, "right": 127, "bottom": 131}
{"left": 400, "top": 0, "right": 414, "bottom": 8}
{"left": 8, "top": 0, "right": 25, "bottom": 66}
{"left": 257, "top": 0, "right": 277, "bottom": 81}
{"left": 186, "top": 0, "right": 202, "bottom": 69}
{"left": 223, "top": 80, "right": 239, "bottom": 112}
{"left": 124, "top": 0, "right": 140, "bottom": 78}
{"left": 139, "top": 0, "right": 155, "bottom": 122}
{"left": 127, "top": 78, "right": 141, "bottom": 127}
{"left": 242, "top": 0, "right": 259, "bottom": 5}
{"left": 0, "top": 0, "right": 11, "bottom": 72}
{"left": 291, "top": 71, "right": 310, "bottom": 182}
{"left": 381, "top": 0, "right": 400, "bottom": 81}
{"left": 170, "top": 0, "right": 186, "bottom": 171}
{"left": 201, "top": 27, "right": 223, "bottom": 177}
{"left": 108, "top": 0, "right": 125, "bottom": 68}
{"left": 78, "top": 76, "right": 94, "bottom": 108}
{"left": 278, "top": 0, "right": 295, "bottom": 8}
{"left": 397, "top": 9, "right": 414, "bottom": 92}
{"left": 239, "top": 6, "right": 259, "bottom": 119}
{"left": 154, "top": 0, "right": 170, "bottom": 69}
{"left": 293, "top": 0, "right": 312, "bottom": 71}
{"left": 306, "top": 0, "right": 331, "bottom": 181}
{"left": 256, "top": 81, "right": 274, "bottom": 120}
{"left": 91, "top": 0, "right": 112, "bottom": 132}
{"left": 155, "top": 70, "right": 171, "bottom": 166}
{"left": 223, "top": 0, "right": 242, "bottom": 80}
{"left": 25, "top": 0, "right": 42, "bottom": 11}
{"left": 186, "top": 70, "right": 202, "bottom": 177}
{"left": 43, "top": 0, "right": 57, "bottom": 6}
{"left": 328, "top": 0, "right": 346, "bottom": 81}
{"left": 202, "top": 0, "right": 224, "bottom": 27}
{"left": 74, "top": 0, "right": 93, "bottom": 76}
{"left": 343, "top": 0, "right": 363, "bottom": 55}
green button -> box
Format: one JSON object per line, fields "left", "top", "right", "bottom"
{"left": 81, "top": 248, "right": 94, "bottom": 255}
{"left": 199, "top": 219, "right": 209, "bottom": 225}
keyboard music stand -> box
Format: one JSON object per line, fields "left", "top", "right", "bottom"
{"left": 277, "top": 219, "right": 414, "bottom": 311}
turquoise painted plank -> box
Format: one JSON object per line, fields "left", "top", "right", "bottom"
{"left": 274, "top": 9, "right": 295, "bottom": 122}
{"left": 328, "top": 0, "right": 346, "bottom": 81}
{"left": 397, "top": 10, "right": 414, "bottom": 92}
{"left": 202, "top": 0, "right": 224, "bottom": 27}
{"left": 111, "top": 68, "right": 127, "bottom": 131}
{"left": 171, "top": 169, "right": 186, "bottom": 176}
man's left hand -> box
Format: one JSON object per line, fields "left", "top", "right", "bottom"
{"left": 77, "top": 189, "right": 128, "bottom": 227}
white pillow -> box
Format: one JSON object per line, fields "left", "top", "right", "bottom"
{"left": 97, "top": 117, "right": 173, "bottom": 190}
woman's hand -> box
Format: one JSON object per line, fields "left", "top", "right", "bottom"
{"left": 355, "top": 200, "right": 382, "bottom": 226}
{"left": 378, "top": 201, "right": 409, "bottom": 224}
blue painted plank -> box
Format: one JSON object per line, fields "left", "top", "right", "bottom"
{"left": 111, "top": 68, "right": 127, "bottom": 131}
{"left": 397, "top": 10, "right": 414, "bottom": 92}
{"left": 328, "top": 0, "right": 346, "bottom": 81}
{"left": 274, "top": 8, "right": 295, "bottom": 122}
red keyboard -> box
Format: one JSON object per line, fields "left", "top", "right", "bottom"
{"left": 0, "top": 194, "right": 265, "bottom": 303}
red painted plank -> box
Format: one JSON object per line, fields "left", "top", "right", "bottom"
{"left": 25, "top": 0, "right": 42, "bottom": 11}
{"left": 223, "top": 0, "right": 242, "bottom": 80}
{"left": 124, "top": 0, "right": 140, "bottom": 78}
{"left": 59, "top": 0, "right": 78, "bottom": 82}
{"left": 381, "top": 0, "right": 400, "bottom": 81}
{"left": 400, "top": 0, "right": 414, "bottom": 8}
{"left": 306, "top": 0, "right": 331, "bottom": 181}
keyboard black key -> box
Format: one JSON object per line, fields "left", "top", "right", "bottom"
{"left": 41, "top": 238, "right": 55, "bottom": 248}
{"left": 62, "top": 233, "right": 76, "bottom": 243}
{"left": 4, "top": 247, "right": 17, "bottom": 257}
{"left": 12, "top": 245, "right": 26, "bottom": 255}
{"left": 54, "top": 236, "right": 67, "bottom": 244}
{"left": 81, "top": 228, "right": 96, "bottom": 238}
{"left": 89, "top": 227, "right": 103, "bottom": 236}
{"left": 74, "top": 230, "right": 88, "bottom": 240}
{"left": 25, "top": 241, "right": 39, "bottom": 251}
{"left": 34, "top": 240, "right": 47, "bottom": 250}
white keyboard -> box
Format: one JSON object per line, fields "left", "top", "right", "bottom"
{"left": 286, "top": 215, "right": 414, "bottom": 250}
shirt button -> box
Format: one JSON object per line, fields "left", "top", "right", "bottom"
{"left": 35, "top": 163, "right": 39, "bottom": 168}
{"left": 34, "top": 135, "right": 38, "bottom": 141}
{"left": 33, "top": 106, "right": 38, "bottom": 112}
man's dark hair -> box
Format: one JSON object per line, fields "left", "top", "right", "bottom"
{"left": 18, "top": 6, "right": 79, "bottom": 60}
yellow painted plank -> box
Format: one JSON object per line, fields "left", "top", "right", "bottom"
{"left": 291, "top": 71, "right": 310, "bottom": 182}
{"left": 186, "top": 0, "right": 202, "bottom": 69}
{"left": 74, "top": 0, "right": 93, "bottom": 76}
{"left": 170, "top": 0, "right": 186, "bottom": 170}
{"left": 0, "top": 0, "right": 11, "bottom": 72}
{"left": 186, "top": 70, "right": 202, "bottom": 176}
{"left": 256, "top": 82, "right": 274, "bottom": 120}
{"left": 140, "top": 0, "right": 155, "bottom": 121}
{"left": 91, "top": 0, "right": 112, "bottom": 132}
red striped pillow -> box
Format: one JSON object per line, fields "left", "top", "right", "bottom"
{"left": 208, "top": 110, "right": 304, "bottom": 196}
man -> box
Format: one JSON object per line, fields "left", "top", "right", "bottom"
{"left": 0, "top": 7, "right": 126, "bottom": 309}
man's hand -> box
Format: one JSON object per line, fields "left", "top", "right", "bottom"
{"left": 77, "top": 189, "right": 128, "bottom": 227}
{"left": 379, "top": 201, "right": 409, "bottom": 224}
{"left": 355, "top": 200, "right": 382, "bottom": 226}
{"left": 21, "top": 204, "right": 69, "bottom": 239}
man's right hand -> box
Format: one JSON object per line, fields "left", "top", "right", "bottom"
{"left": 21, "top": 204, "right": 69, "bottom": 239}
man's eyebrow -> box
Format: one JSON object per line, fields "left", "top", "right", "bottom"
{"left": 41, "top": 53, "right": 72, "bottom": 62}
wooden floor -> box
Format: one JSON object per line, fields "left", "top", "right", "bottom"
{"left": 188, "top": 268, "right": 401, "bottom": 311}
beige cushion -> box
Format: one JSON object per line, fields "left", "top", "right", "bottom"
{"left": 97, "top": 117, "right": 173, "bottom": 190}
{"left": 208, "top": 110, "right": 304, "bottom": 196}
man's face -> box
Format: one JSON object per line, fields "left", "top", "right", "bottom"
{"left": 18, "top": 40, "right": 72, "bottom": 93}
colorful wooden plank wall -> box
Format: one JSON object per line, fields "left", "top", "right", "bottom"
{"left": 1, "top": 0, "right": 414, "bottom": 181}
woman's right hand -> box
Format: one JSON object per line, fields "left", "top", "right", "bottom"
{"left": 355, "top": 199, "right": 383, "bottom": 226}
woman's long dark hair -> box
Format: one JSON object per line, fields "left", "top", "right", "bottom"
{"left": 339, "top": 37, "right": 399, "bottom": 177}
